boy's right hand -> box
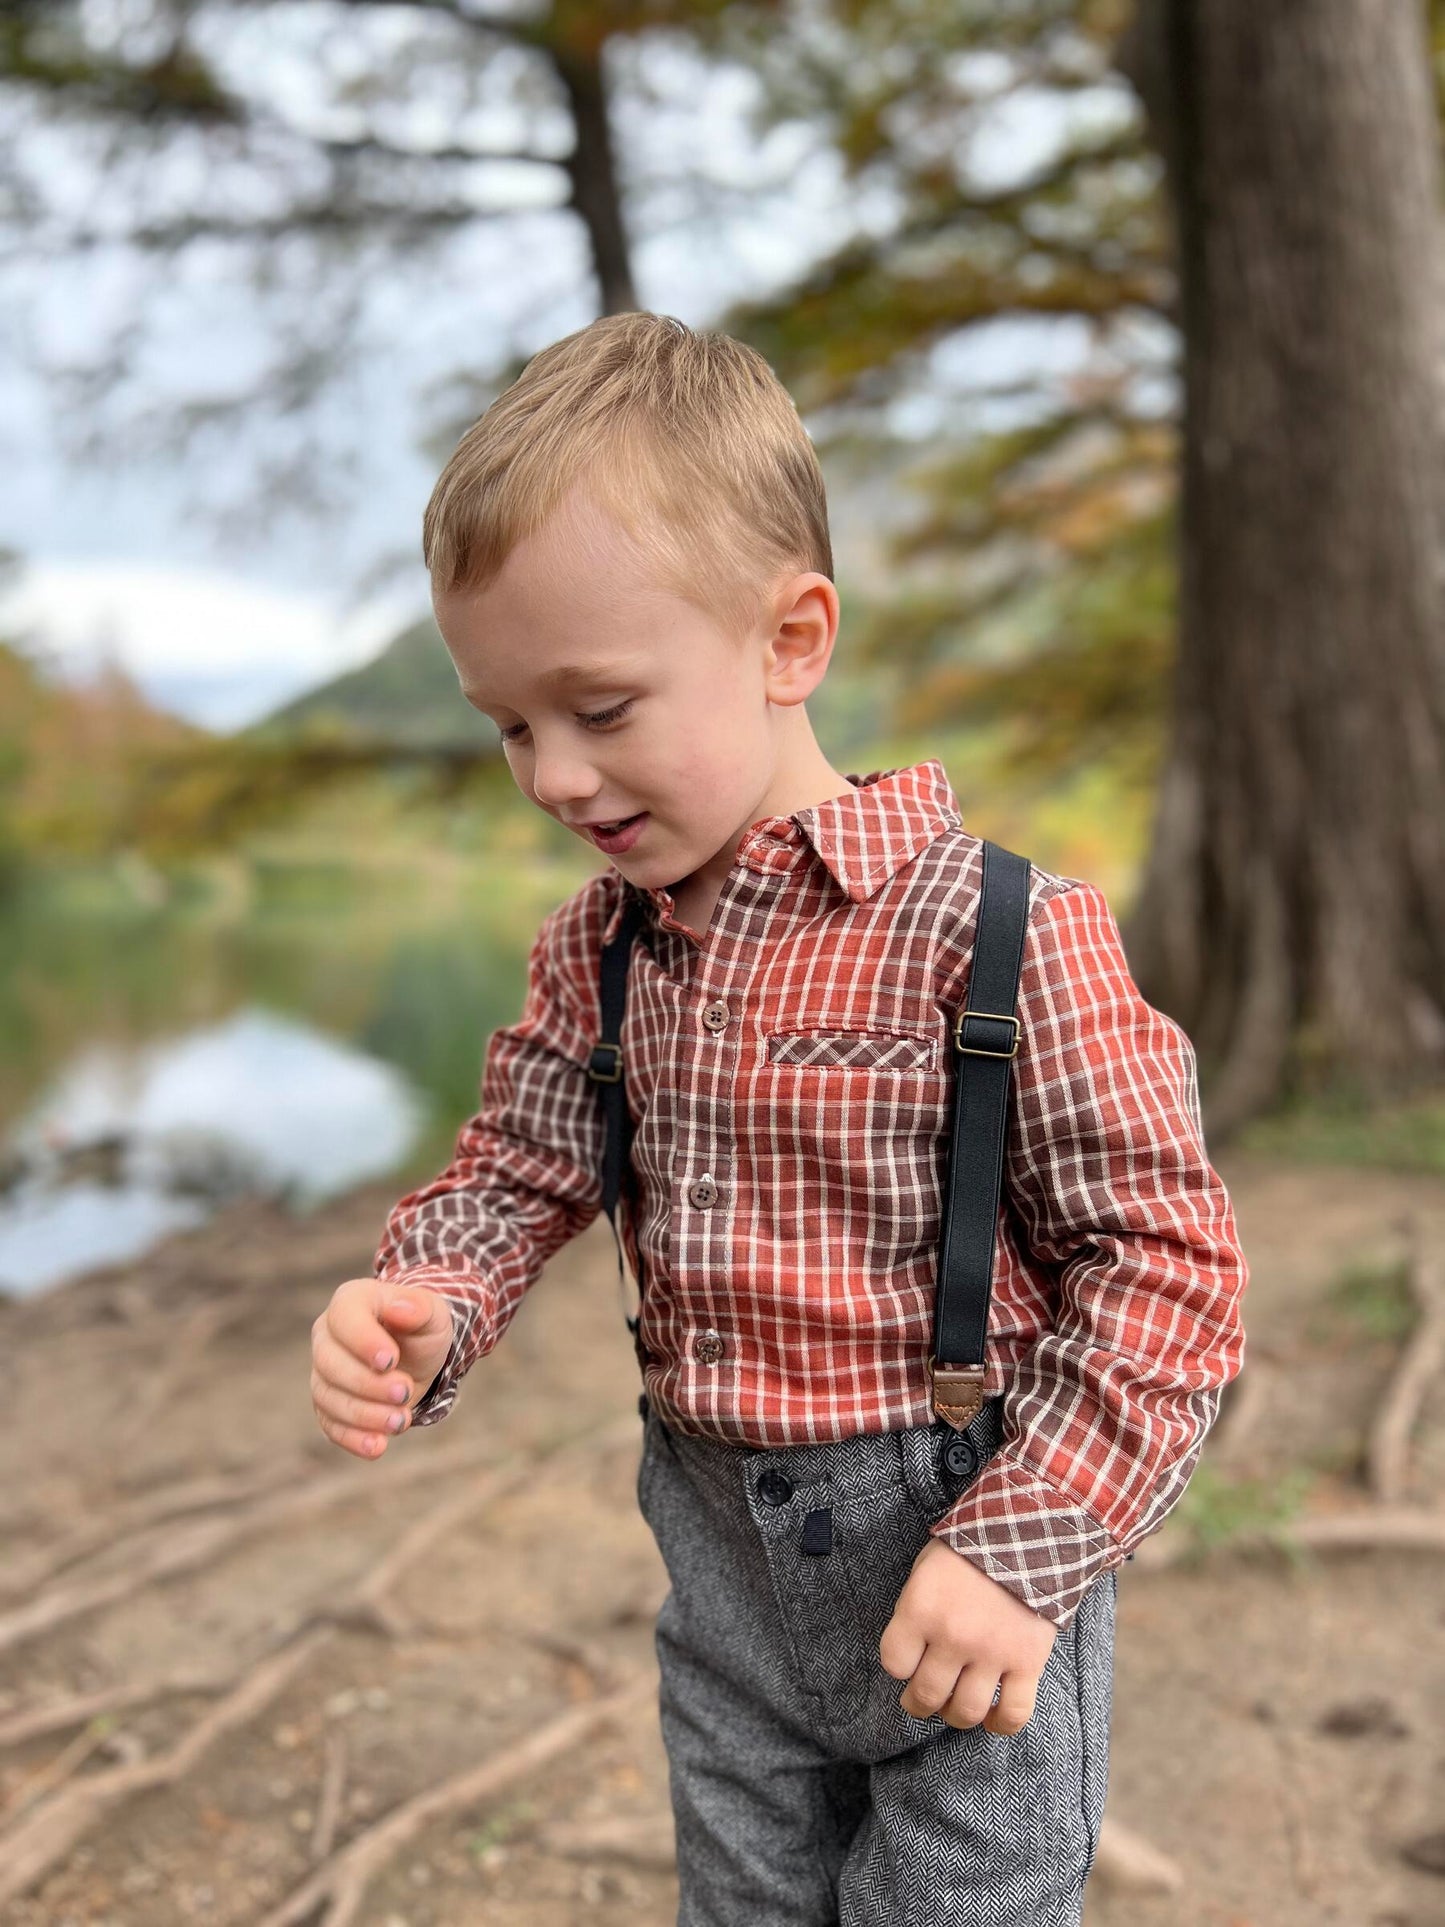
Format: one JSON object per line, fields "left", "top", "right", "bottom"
{"left": 310, "top": 1277, "right": 455, "bottom": 1459}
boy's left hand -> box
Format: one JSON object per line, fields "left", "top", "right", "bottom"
{"left": 880, "top": 1538, "right": 1058, "bottom": 1734}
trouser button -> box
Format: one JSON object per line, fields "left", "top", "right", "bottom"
{"left": 943, "top": 1433, "right": 979, "bottom": 1480}
{"left": 757, "top": 1468, "right": 795, "bottom": 1506}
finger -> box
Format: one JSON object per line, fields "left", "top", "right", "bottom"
{"left": 313, "top": 1408, "right": 392, "bottom": 1460}
{"left": 313, "top": 1330, "right": 413, "bottom": 1408}
{"left": 310, "top": 1371, "right": 413, "bottom": 1442}
{"left": 941, "top": 1665, "right": 1003, "bottom": 1731}
{"left": 982, "top": 1673, "right": 1036, "bottom": 1736}
{"left": 878, "top": 1614, "right": 927, "bottom": 1683}
{"left": 897, "top": 1643, "right": 966, "bottom": 1720}
{"left": 326, "top": 1284, "right": 411, "bottom": 1372}
{"left": 377, "top": 1286, "right": 444, "bottom": 1335}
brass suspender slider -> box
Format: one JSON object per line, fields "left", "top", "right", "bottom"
{"left": 587, "top": 1042, "right": 623, "bottom": 1083}
{"left": 953, "top": 1011, "right": 1020, "bottom": 1059}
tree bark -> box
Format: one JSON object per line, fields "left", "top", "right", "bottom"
{"left": 554, "top": 38, "right": 639, "bottom": 315}
{"left": 1120, "top": 0, "right": 1445, "bottom": 1139}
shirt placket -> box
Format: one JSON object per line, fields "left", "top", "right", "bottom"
{"left": 657, "top": 822, "right": 802, "bottom": 1431}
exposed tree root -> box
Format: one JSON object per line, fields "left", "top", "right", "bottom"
{"left": 1264, "top": 1717, "right": 1323, "bottom": 1901}
{"left": 0, "top": 1626, "right": 335, "bottom": 1906}
{"left": 1093, "top": 1815, "right": 1186, "bottom": 1893}
{"left": 0, "top": 1436, "right": 505, "bottom": 1657}
{"left": 1132, "top": 1504, "right": 1445, "bottom": 1572}
{"left": 536, "top": 1810, "right": 676, "bottom": 1870}
{"left": 0, "top": 1666, "right": 235, "bottom": 1749}
{"left": 0, "top": 1456, "right": 317, "bottom": 1602}
{"left": 111, "top": 1296, "right": 252, "bottom": 1455}
{"left": 310, "top": 1729, "right": 348, "bottom": 1865}
{"left": 1207, "top": 1353, "right": 1271, "bottom": 1461}
{"left": 1137, "top": 1214, "right": 1444, "bottom": 1571}
{"left": 0, "top": 1412, "right": 648, "bottom": 1903}
{"left": 257, "top": 1672, "right": 657, "bottom": 1927}
{"left": 0, "top": 1719, "right": 117, "bottom": 1823}
{"left": 1368, "top": 1215, "right": 1445, "bottom": 1504}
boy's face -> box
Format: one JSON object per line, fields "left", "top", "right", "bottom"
{"left": 434, "top": 483, "right": 840, "bottom": 896}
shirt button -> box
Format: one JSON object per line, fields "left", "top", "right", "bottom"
{"left": 757, "top": 1468, "right": 794, "bottom": 1505}
{"left": 693, "top": 1329, "right": 726, "bottom": 1364}
{"left": 688, "top": 1174, "right": 719, "bottom": 1208}
{"left": 701, "top": 999, "right": 730, "bottom": 1032}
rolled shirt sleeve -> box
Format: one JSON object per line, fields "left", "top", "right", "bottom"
{"left": 371, "top": 885, "right": 607, "bottom": 1426}
{"left": 927, "top": 880, "right": 1250, "bottom": 1628}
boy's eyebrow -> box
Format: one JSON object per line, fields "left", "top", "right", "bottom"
{"left": 535, "top": 660, "right": 648, "bottom": 691}
{"left": 463, "top": 658, "right": 651, "bottom": 711}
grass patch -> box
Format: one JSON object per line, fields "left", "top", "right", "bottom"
{"left": 1234, "top": 1087, "right": 1445, "bottom": 1174}
{"left": 468, "top": 1795, "right": 540, "bottom": 1861}
{"left": 1167, "top": 1461, "right": 1318, "bottom": 1566}
{"left": 1305, "top": 1252, "right": 1416, "bottom": 1347}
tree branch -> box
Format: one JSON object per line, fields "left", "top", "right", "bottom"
{"left": 10, "top": 199, "right": 518, "bottom": 253}
{"left": 314, "top": 131, "right": 565, "bottom": 168}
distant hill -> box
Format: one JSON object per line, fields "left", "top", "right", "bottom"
{"left": 244, "top": 616, "right": 495, "bottom": 754}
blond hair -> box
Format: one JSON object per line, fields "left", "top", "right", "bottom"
{"left": 422, "top": 311, "right": 833, "bottom": 644}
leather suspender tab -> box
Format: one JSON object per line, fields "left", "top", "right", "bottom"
{"left": 925, "top": 1359, "right": 989, "bottom": 1429}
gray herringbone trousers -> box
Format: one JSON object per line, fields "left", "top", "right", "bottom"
{"left": 635, "top": 1395, "right": 1115, "bottom": 1926}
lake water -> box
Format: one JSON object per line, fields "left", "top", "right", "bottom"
{"left": 0, "top": 852, "right": 593, "bottom": 1297}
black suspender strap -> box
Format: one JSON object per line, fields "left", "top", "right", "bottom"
{"left": 587, "top": 889, "right": 651, "bottom": 1385}
{"left": 928, "top": 838, "right": 1032, "bottom": 1431}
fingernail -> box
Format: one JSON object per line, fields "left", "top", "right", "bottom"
{"left": 387, "top": 1410, "right": 407, "bottom": 1432}
{"left": 374, "top": 1349, "right": 396, "bottom": 1370}
{"left": 389, "top": 1381, "right": 409, "bottom": 1403}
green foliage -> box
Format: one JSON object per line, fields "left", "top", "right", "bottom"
{"left": 0, "top": 637, "right": 206, "bottom": 870}
{"left": 857, "top": 422, "right": 1177, "bottom": 791}
{"left": 708, "top": 2, "right": 1179, "bottom": 790}
{"left": 0, "top": 11, "right": 238, "bottom": 122}
{"left": 467, "top": 1798, "right": 539, "bottom": 1862}
{"left": 1234, "top": 1089, "right": 1445, "bottom": 1178}
{"left": 1310, "top": 1254, "right": 1416, "bottom": 1348}
{"left": 1167, "top": 1461, "right": 1318, "bottom": 1567}
{"left": 3, "top": 1, "right": 1179, "bottom": 818}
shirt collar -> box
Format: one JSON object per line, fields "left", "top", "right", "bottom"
{"left": 612, "top": 758, "right": 961, "bottom": 936}
{"left": 777, "top": 757, "right": 962, "bottom": 902}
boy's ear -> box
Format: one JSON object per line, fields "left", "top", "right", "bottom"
{"left": 762, "top": 573, "right": 839, "bottom": 703}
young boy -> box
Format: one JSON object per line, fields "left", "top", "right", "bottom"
{"left": 310, "top": 310, "right": 1249, "bottom": 1925}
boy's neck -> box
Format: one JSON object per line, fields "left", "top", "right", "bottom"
{"left": 659, "top": 748, "right": 861, "bottom": 939}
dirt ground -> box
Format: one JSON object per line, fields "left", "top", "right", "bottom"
{"left": 3, "top": 1149, "right": 1444, "bottom": 1927}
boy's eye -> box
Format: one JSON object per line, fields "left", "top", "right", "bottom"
{"left": 497, "top": 699, "right": 634, "bottom": 744}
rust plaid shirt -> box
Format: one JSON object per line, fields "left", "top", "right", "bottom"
{"left": 372, "top": 759, "right": 1248, "bottom": 1628}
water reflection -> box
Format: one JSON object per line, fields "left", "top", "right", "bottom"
{"left": 0, "top": 1008, "right": 426, "bottom": 1297}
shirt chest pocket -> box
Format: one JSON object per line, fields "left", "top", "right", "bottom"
{"left": 764, "top": 1026, "right": 942, "bottom": 1074}
{"left": 753, "top": 1022, "right": 949, "bottom": 1260}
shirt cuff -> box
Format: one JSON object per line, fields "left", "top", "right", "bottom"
{"left": 380, "top": 1269, "right": 491, "bottom": 1428}
{"left": 927, "top": 1455, "right": 1125, "bottom": 1630}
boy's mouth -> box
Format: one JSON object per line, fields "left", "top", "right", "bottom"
{"left": 585, "top": 812, "right": 648, "bottom": 852}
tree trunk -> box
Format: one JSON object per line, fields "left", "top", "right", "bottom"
{"left": 1120, "top": 0, "right": 1445, "bottom": 1140}
{"left": 554, "top": 40, "right": 639, "bottom": 315}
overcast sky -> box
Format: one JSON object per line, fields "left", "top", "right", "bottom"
{"left": 0, "top": 20, "right": 1134, "bottom": 732}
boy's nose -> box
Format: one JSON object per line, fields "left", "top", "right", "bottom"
{"left": 529, "top": 753, "right": 602, "bottom": 813}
